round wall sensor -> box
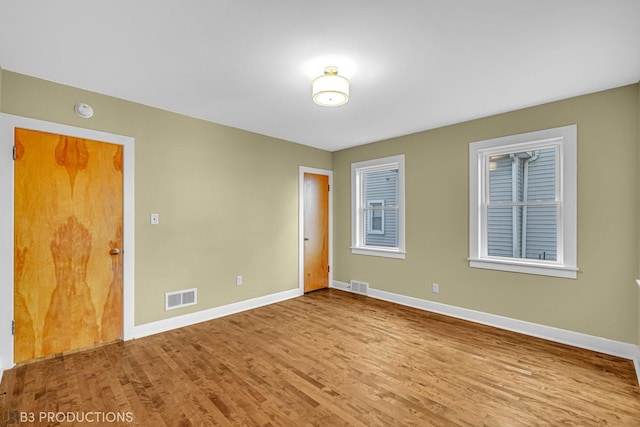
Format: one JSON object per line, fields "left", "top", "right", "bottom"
{"left": 74, "top": 103, "right": 94, "bottom": 118}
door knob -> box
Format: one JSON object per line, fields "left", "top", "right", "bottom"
{"left": 110, "top": 248, "right": 121, "bottom": 255}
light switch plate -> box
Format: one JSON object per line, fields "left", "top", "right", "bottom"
{"left": 151, "top": 213, "right": 159, "bottom": 225}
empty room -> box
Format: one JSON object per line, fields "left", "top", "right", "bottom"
{"left": 1, "top": 1, "right": 640, "bottom": 426}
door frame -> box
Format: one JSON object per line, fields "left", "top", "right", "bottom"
{"left": 298, "top": 167, "right": 333, "bottom": 292}
{"left": 0, "top": 113, "right": 135, "bottom": 372}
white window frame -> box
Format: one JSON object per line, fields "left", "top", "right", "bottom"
{"left": 366, "top": 200, "right": 385, "bottom": 235}
{"left": 469, "top": 125, "right": 577, "bottom": 278}
{"left": 351, "top": 155, "right": 405, "bottom": 259}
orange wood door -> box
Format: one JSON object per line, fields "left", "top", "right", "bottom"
{"left": 14, "top": 128, "right": 123, "bottom": 363}
{"left": 303, "top": 173, "right": 329, "bottom": 293}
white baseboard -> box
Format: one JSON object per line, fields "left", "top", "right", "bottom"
{"left": 333, "top": 280, "right": 640, "bottom": 385}
{"left": 133, "top": 288, "right": 302, "bottom": 339}
{"left": 329, "top": 280, "right": 350, "bottom": 291}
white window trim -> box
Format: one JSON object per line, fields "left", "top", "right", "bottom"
{"left": 469, "top": 125, "right": 577, "bottom": 279}
{"left": 351, "top": 155, "right": 406, "bottom": 259}
{"left": 366, "top": 200, "right": 385, "bottom": 235}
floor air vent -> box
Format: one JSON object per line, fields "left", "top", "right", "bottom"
{"left": 165, "top": 288, "right": 197, "bottom": 310}
{"left": 350, "top": 280, "right": 369, "bottom": 295}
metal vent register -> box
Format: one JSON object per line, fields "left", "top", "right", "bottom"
{"left": 165, "top": 288, "right": 197, "bottom": 310}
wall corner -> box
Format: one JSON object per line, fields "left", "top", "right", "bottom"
{"left": 0, "top": 65, "right": 3, "bottom": 112}
{"left": 637, "top": 82, "right": 640, "bottom": 350}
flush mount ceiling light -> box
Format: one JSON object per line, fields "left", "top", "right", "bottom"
{"left": 312, "top": 66, "right": 349, "bottom": 107}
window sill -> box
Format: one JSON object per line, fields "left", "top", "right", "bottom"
{"left": 468, "top": 258, "right": 577, "bottom": 279}
{"left": 352, "top": 247, "right": 406, "bottom": 259}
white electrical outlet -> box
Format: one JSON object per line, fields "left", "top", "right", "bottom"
{"left": 236, "top": 275, "right": 243, "bottom": 286}
{"left": 432, "top": 283, "right": 439, "bottom": 293}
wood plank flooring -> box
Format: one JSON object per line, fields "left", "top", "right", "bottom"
{"left": 2, "top": 289, "right": 639, "bottom": 426}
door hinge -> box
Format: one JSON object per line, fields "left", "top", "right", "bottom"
{"left": 13, "top": 146, "right": 17, "bottom": 160}
{"left": 328, "top": 265, "right": 330, "bottom": 273}
{"left": 12, "top": 320, "right": 15, "bottom": 336}
{"left": 328, "top": 184, "right": 330, "bottom": 192}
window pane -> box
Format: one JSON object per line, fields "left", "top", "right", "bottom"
{"left": 487, "top": 205, "right": 557, "bottom": 261}
{"left": 364, "top": 169, "right": 398, "bottom": 208}
{"left": 372, "top": 214, "right": 382, "bottom": 230}
{"left": 487, "top": 206, "right": 516, "bottom": 257}
{"left": 370, "top": 208, "right": 383, "bottom": 232}
{"left": 366, "top": 201, "right": 384, "bottom": 234}
{"left": 488, "top": 155, "right": 513, "bottom": 203}
{"left": 365, "top": 209, "right": 397, "bottom": 247}
{"left": 363, "top": 168, "right": 398, "bottom": 247}
{"left": 489, "top": 148, "right": 556, "bottom": 203}
{"left": 522, "top": 205, "right": 557, "bottom": 261}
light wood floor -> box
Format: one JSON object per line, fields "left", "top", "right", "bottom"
{"left": 2, "top": 289, "right": 639, "bottom": 426}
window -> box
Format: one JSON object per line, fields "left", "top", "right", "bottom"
{"left": 469, "top": 125, "right": 577, "bottom": 278}
{"left": 367, "top": 200, "right": 385, "bottom": 234}
{"left": 352, "top": 155, "right": 405, "bottom": 259}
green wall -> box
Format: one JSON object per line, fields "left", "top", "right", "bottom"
{"left": 1, "top": 71, "right": 332, "bottom": 326}
{"left": 333, "top": 84, "right": 640, "bottom": 344}
{"left": 2, "top": 69, "right": 639, "bottom": 346}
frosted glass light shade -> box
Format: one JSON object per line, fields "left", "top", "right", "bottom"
{"left": 312, "top": 66, "right": 349, "bottom": 107}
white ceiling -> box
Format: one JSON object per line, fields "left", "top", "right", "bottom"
{"left": 1, "top": 1, "right": 639, "bottom": 152}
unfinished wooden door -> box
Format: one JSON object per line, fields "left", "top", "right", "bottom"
{"left": 303, "top": 173, "right": 329, "bottom": 293}
{"left": 14, "top": 128, "right": 123, "bottom": 363}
